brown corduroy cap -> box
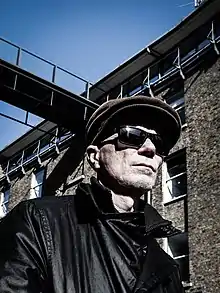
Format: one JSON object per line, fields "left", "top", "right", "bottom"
{"left": 85, "top": 96, "right": 181, "bottom": 154}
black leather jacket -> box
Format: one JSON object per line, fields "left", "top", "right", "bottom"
{"left": 0, "top": 178, "right": 184, "bottom": 293}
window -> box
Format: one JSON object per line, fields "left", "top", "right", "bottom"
{"left": 29, "top": 169, "right": 45, "bottom": 199}
{"left": 0, "top": 188, "right": 10, "bottom": 218}
{"left": 56, "top": 127, "right": 73, "bottom": 144}
{"left": 8, "top": 153, "right": 22, "bottom": 172}
{"left": 23, "top": 142, "right": 39, "bottom": 164}
{"left": 166, "top": 89, "right": 186, "bottom": 125}
{"left": 163, "top": 150, "right": 187, "bottom": 203}
{"left": 161, "top": 50, "right": 177, "bottom": 77}
{"left": 165, "top": 81, "right": 186, "bottom": 126}
{"left": 164, "top": 232, "right": 190, "bottom": 283}
{"left": 167, "top": 92, "right": 185, "bottom": 125}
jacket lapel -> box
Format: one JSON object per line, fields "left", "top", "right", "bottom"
{"left": 133, "top": 204, "right": 183, "bottom": 293}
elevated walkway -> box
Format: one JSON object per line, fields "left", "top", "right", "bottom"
{"left": 0, "top": 38, "right": 99, "bottom": 133}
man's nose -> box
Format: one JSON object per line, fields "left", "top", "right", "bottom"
{"left": 137, "top": 138, "right": 156, "bottom": 158}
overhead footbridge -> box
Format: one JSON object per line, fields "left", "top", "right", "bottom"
{"left": 0, "top": 41, "right": 99, "bottom": 134}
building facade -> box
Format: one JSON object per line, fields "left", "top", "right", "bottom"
{"left": 0, "top": 1, "right": 219, "bottom": 292}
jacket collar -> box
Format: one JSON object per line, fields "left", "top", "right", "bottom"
{"left": 89, "top": 177, "right": 146, "bottom": 213}
{"left": 75, "top": 177, "right": 179, "bottom": 238}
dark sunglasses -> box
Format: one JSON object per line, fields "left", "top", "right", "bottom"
{"left": 117, "top": 126, "right": 167, "bottom": 157}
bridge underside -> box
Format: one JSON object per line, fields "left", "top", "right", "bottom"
{"left": 0, "top": 59, "right": 98, "bottom": 133}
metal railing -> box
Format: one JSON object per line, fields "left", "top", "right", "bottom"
{"left": 119, "top": 21, "right": 220, "bottom": 99}
{"left": 0, "top": 37, "right": 94, "bottom": 95}
{"left": 0, "top": 127, "right": 74, "bottom": 183}
{"left": 0, "top": 37, "right": 102, "bottom": 136}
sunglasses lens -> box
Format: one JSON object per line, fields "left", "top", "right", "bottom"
{"left": 118, "top": 126, "right": 166, "bottom": 156}
{"left": 151, "top": 135, "right": 165, "bottom": 156}
{"left": 119, "top": 127, "right": 146, "bottom": 147}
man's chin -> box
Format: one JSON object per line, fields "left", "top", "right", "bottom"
{"left": 122, "top": 178, "right": 155, "bottom": 193}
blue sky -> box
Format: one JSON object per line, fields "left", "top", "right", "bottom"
{"left": 0, "top": 0, "right": 194, "bottom": 150}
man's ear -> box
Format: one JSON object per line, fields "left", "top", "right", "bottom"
{"left": 86, "top": 145, "right": 100, "bottom": 170}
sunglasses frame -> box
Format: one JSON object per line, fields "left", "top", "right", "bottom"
{"left": 117, "top": 125, "right": 167, "bottom": 157}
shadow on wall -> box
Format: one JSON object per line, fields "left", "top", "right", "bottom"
{"left": 185, "top": 51, "right": 219, "bottom": 93}
{"left": 44, "top": 134, "right": 86, "bottom": 197}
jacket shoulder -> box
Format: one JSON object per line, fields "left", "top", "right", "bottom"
{"left": 29, "top": 194, "right": 75, "bottom": 208}
{"left": 0, "top": 195, "right": 76, "bottom": 225}
{"left": 23, "top": 195, "right": 77, "bottom": 218}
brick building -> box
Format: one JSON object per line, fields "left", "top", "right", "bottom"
{"left": 0, "top": 0, "right": 219, "bottom": 292}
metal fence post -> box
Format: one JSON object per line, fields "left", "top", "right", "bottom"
{"left": 84, "top": 82, "right": 90, "bottom": 121}
{"left": 16, "top": 47, "right": 21, "bottom": 66}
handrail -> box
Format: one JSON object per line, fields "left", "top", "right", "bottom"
{"left": 0, "top": 37, "right": 20, "bottom": 49}
{"left": 146, "top": 36, "right": 220, "bottom": 91}
{"left": 21, "top": 48, "right": 56, "bottom": 67}
{"left": 56, "top": 66, "right": 93, "bottom": 85}
{"left": 0, "top": 61, "right": 99, "bottom": 110}
{"left": 0, "top": 37, "right": 94, "bottom": 89}
{"left": 129, "top": 35, "right": 220, "bottom": 98}
{"left": 0, "top": 130, "right": 74, "bottom": 182}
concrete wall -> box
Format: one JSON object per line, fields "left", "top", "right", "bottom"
{"left": 184, "top": 55, "right": 220, "bottom": 293}
{"left": 6, "top": 134, "right": 95, "bottom": 210}
{"left": 152, "top": 54, "right": 220, "bottom": 293}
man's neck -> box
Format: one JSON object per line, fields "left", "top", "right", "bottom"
{"left": 98, "top": 178, "right": 144, "bottom": 213}
{"left": 98, "top": 179, "right": 142, "bottom": 213}
{"left": 111, "top": 192, "right": 135, "bottom": 213}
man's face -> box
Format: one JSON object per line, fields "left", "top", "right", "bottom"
{"left": 89, "top": 126, "right": 163, "bottom": 193}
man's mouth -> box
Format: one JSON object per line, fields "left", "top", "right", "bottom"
{"left": 133, "top": 163, "right": 155, "bottom": 172}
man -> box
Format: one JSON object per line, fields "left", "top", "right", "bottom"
{"left": 0, "top": 96, "right": 184, "bottom": 293}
